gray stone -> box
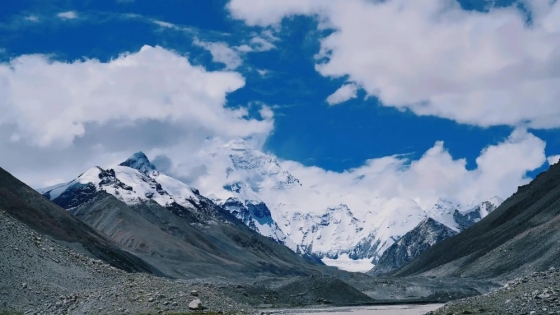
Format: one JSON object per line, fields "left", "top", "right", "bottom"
{"left": 189, "top": 298, "right": 203, "bottom": 310}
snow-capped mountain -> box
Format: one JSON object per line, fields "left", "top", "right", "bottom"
{"left": 38, "top": 152, "right": 328, "bottom": 278}
{"left": 368, "top": 218, "right": 459, "bottom": 276}
{"left": 368, "top": 197, "right": 504, "bottom": 275}
{"left": 426, "top": 197, "right": 503, "bottom": 232}
{"left": 40, "top": 152, "right": 201, "bottom": 211}
{"left": 220, "top": 195, "right": 291, "bottom": 246}
{"left": 40, "top": 143, "right": 504, "bottom": 273}
{"left": 193, "top": 139, "right": 505, "bottom": 272}
{"left": 39, "top": 151, "right": 290, "bottom": 246}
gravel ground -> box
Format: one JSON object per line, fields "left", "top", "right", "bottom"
{"left": 0, "top": 209, "right": 253, "bottom": 315}
{"left": 428, "top": 267, "right": 560, "bottom": 315}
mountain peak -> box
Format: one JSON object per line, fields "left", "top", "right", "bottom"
{"left": 223, "top": 139, "right": 252, "bottom": 151}
{"left": 119, "top": 151, "right": 157, "bottom": 175}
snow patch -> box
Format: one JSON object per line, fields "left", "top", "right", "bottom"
{"left": 322, "top": 254, "right": 374, "bottom": 273}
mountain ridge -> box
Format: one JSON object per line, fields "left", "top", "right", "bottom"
{"left": 39, "top": 145, "right": 503, "bottom": 272}
{"left": 389, "top": 160, "right": 560, "bottom": 280}
{"left": 39, "top": 154, "right": 337, "bottom": 278}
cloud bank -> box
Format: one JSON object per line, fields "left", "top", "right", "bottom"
{"left": 278, "top": 129, "right": 546, "bottom": 210}
{"left": 0, "top": 45, "right": 273, "bottom": 186}
{"left": 228, "top": 0, "right": 560, "bottom": 128}
{"left": 0, "top": 45, "right": 272, "bottom": 147}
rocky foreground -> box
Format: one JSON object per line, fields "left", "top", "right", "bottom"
{"left": 0, "top": 209, "right": 252, "bottom": 315}
{"left": 429, "top": 268, "right": 560, "bottom": 315}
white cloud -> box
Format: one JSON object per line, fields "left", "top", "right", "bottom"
{"left": 259, "top": 105, "right": 274, "bottom": 120}
{"left": 228, "top": 0, "right": 560, "bottom": 129}
{"left": 152, "top": 20, "right": 176, "bottom": 29}
{"left": 548, "top": 155, "right": 560, "bottom": 165}
{"left": 248, "top": 36, "right": 276, "bottom": 52}
{"left": 256, "top": 69, "right": 269, "bottom": 76}
{"left": 25, "top": 15, "right": 39, "bottom": 22}
{"left": 0, "top": 45, "right": 272, "bottom": 148}
{"left": 326, "top": 83, "right": 358, "bottom": 105}
{"left": 57, "top": 11, "right": 78, "bottom": 20}
{"left": 194, "top": 39, "right": 243, "bottom": 70}
{"left": 280, "top": 129, "right": 545, "bottom": 210}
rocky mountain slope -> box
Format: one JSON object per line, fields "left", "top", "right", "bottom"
{"left": 429, "top": 268, "right": 560, "bottom": 315}
{"left": 369, "top": 198, "right": 502, "bottom": 276}
{"left": 369, "top": 218, "right": 458, "bottom": 276}
{"left": 0, "top": 166, "right": 157, "bottom": 274}
{"left": 2, "top": 166, "right": 411, "bottom": 314}
{"left": 193, "top": 139, "right": 503, "bottom": 271}
{"left": 0, "top": 167, "right": 253, "bottom": 314}
{"left": 390, "top": 160, "right": 560, "bottom": 281}
{"left": 40, "top": 153, "right": 333, "bottom": 278}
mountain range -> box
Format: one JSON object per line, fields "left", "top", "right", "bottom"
{"left": 40, "top": 140, "right": 502, "bottom": 273}
{"left": 4, "top": 142, "right": 560, "bottom": 314}
{"left": 39, "top": 152, "right": 330, "bottom": 279}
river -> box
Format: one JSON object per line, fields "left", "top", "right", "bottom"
{"left": 265, "top": 304, "right": 444, "bottom": 315}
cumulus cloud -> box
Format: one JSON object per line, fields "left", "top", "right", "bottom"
{"left": 57, "top": 11, "right": 78, "bottom": 20}
{"left": 228, "top": 0, "right": 560, "bottom": 129}
{"left": 194, "top": 39, "right": 243, "bottom": 70}
{"left": 326, "top": 83, "right": 358, "bottom": 105}
{"left": 548, "top": 155, "right": 560, "bottom": 165}
{"left": 0, "top": 45, "right": 272, "bottom": 148}
{"left": 280, "top": 129, "right": 546, "bottom": 210}
{"left": 0, "top": 45, "right": 275, "bottom": 187}
{"left": 259, "top": 105, "right": 274, "bottom": 120}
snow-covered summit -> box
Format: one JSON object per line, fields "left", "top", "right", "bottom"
{"left": 41, "top": 153, "right": 198, "bottom": 211}
{"left": 427, "top": 196, "right": 503, "bottom": 232}
{"left": 119, "top": 151, "right": 157, "bottom": 175}
{"left": 219, "top": 139, "right": 301, "bottom": 191}
{"left": 194, "top": 139, "right": 506, "bottom": 272}
{"left": 40, "top": 143, "right": 505, "bottom": 273}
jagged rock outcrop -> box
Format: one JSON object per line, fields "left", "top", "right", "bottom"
{"left": 369, "top": 218, "right": 458, "bottom": 276}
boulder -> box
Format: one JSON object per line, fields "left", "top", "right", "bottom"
{"left": 188, "top": 299, "right": 203, "bottom": 310}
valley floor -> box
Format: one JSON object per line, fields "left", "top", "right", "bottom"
{"left": 265, "top": 304, "right": 445, "bottom": 315}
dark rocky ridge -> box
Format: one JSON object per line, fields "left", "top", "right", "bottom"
{"left": 391, "top": 160, "right": 560, "bottom": 280}
{"left": 0, "top": 167, "right": 158, "bottom": 274}
{"left": 369, "top": 218, "right": 458, "bottom": 276}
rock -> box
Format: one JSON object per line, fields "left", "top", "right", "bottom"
{"left": 189, "top": 298, "right": 203, "bottom": 310}
{"left": 190, "top": 290, "right": 199, "bottom": 296}
{"left": 537, "top": 293, "right": 551, "bottom": 299}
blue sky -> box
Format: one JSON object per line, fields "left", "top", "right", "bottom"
{"left": 1, "top": 0, "right": 560, "bottom": 200}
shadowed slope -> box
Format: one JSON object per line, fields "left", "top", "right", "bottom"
{"left": 67, "top": 187, "right": 334, "bottom": 278}
{"left": 0, "top": 167, "right": 160, "bottom": 274}
{"left": 392, "top": 162, "right": 560, "bottom": 279}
